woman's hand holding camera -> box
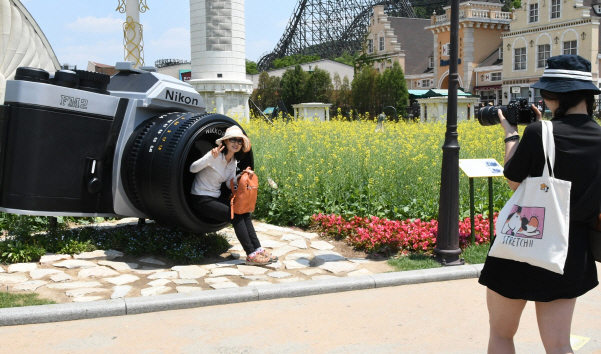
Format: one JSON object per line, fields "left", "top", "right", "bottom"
{"left": 497, "top": 104, "right": 542, "bottom": 138}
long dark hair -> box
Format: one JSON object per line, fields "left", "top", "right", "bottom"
{"left": 220, "top": 141, "right": 246, "bottom": 161}
{"left": 540, "top": 89, "right": 595, "bottom": 120}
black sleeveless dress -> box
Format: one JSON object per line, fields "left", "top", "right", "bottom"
{"left": 479, "top": 115, "right": 600, "bottom": 301}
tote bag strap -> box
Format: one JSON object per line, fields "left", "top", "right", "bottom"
{"left": 541, "top": 120, "right": 556, "bottom": 177}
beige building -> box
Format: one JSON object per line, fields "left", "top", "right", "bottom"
{"left": 501, "top": 0, "right": 600, "bottom": 104}
{"left": 363, "top": 6, "right": 435, "bottom": 89}
{"left": 363, "top": 2, "right": 512, "bottom": 103}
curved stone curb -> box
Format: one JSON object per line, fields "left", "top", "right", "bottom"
{"left": 0, "top": 264, "right": 484, "bottom": 326}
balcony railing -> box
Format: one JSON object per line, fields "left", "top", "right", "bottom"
{"left": 492, "top": 11, "right": 512, "bottom": 20}
{"left": 432, "top": 9, "right": 513, "bottom": 24}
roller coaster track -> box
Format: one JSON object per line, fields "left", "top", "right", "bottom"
{"left": 257, "top": 0, "right": 437, "bottom": 71}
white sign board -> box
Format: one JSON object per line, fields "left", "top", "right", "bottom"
{"left": 511, "top": 86, "right": 521, "bottom": 94}
{"left": 459, "top": 159, "right": 504, "bottom": 178}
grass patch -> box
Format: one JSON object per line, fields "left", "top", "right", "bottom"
{"left": 388, "top": 242, "right": 490, "bottom": 271}
{"left": 387, "top": 254, "right": 443, "bottom": 271}
{"left": 0, "top": 291, "right": 55, "bottom": 309}
{"left": 462, "top": 243, "right": 490, "bottom": 264}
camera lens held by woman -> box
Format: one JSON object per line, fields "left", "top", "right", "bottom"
{"left": 477, "top": 98, "right": 538, "bottom": 126}
{"left": 479, "top": 55, "right": 601, "bottom": 353}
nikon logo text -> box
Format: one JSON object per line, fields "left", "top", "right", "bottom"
{"left": 165, "top": 90, "right": 198, "bottom": 106}
{"left": 60, "top": 95, "right": 88, "bottom": 110}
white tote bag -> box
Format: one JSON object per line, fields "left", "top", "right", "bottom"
{"left": 490, "top": 121, "right": 571, "bottom": 274}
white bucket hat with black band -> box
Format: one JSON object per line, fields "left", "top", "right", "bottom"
{"left": 531, "top": 55, "right": 601, "bottom": 94}
{"left": 215, "top": 125, "right": 251, "bottom": 152}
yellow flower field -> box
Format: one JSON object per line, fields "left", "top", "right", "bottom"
{"left": 241, "top": 119, "right": 512, "bottom": 226}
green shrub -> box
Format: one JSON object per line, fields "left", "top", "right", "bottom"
{"left": 58, "top": 239, "right": 96, "bottom": 255}
{"left": 0, "top": 240, "right": 45, "bottom": 263}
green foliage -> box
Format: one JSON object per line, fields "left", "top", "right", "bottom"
{"left": 387, "top": 254, "right": 443, "bottom": 271}
{"left": 272, "top": 54, "right": 320, "bottom": 69}
{"left": 350, "top": 62, "right": 409, "bottom": 118}
{"left": 351, "top": 65, "right": 379, "bottom": 115}
{"left": 246, "top": 59, "right": 259, "bottom": 74}
{"left": 0, "top": 292, "right": 55, "bottom": 309}
{"left": 0, "top": 215, "right": 231, "bottom": 264}
{"left": 245, "top": 119, "right": 512, "bottom": 227}
{"left": 305, "top": 67, "right": 333, "bottom": 104}
{"left": 502, "top": 0, "right": 521, "bottom": 11}
{"left": 333, "top": 51, "right": 358, "bottom": 66}
{"left": 58, "top": 239, "right": 96, "bottom": 255}
{"left": 379, "top": 61, "right": 409, "bottom": 118}
{"left": 251, "top": 71, "right": 281, "bottom": 110}
{"left": 462, "top": 243, "right": 491, "bottom": 264}
{"left": 0, "top": 241, "right": 45, "bottom": 263}
{"left": 280, "top": 65, "right": 309, "bottom": 112}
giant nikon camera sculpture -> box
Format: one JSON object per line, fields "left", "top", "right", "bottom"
{"left": 0, "top": 63, "right": 253, "bottom": 233}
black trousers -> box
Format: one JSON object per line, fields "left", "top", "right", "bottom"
{"left": 190, "top": 194, "right": 261, "bottom": 255}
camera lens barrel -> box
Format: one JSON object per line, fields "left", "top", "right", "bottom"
{"left": 122, "top": 112, "right": 253, "bottom": 233}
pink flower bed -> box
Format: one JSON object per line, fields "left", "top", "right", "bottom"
{"left": 311, "top": 213, "right": 497, "bottom": 255}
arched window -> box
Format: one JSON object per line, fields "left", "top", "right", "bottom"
{"left": 379, "top": 31, "right": 385, "bottom": 51}
{"left": 513, "top": 38, "right": 527, "bottom": 71}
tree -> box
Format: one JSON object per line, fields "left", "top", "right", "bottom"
{"left": 351, "top": 65, "right": 379, "bottom": 116}
{"left": 377, "top": 61, "right": 408, "bottom": 119}
{"left": 339, "top": 75, "right": 351, "bottom": 116}
{"left": 304, "top": 66, "right": 333, "bottom": 103}
{"left": 252, "top": 72, "right": 281, "bottom": 110}
{"left": 502, "top": 0, "right": 521, "bottom": 11}
{"left": 246, "top": 60, "right": 259, "bottom": 74}
{"left": 272, "top": 54, "right": 321, "bottom": 69}
{"left": 334, "top": 51, "right": 358, "bottom": 66}
{"left": 280, "top": 65, "right": 309, "bottom": 113}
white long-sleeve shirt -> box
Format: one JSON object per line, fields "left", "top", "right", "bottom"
{"left": 189, "top": 151, "right": 238, "bottom": 197}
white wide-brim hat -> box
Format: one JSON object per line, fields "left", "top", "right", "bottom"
{"left": 215, "top": 125, "right": 251, "bottom": 152}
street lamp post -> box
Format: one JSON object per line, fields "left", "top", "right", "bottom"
{"left": 434, "top": 0, "right": 464, "bottom": 266}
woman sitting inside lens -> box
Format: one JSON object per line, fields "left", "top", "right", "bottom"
{"left": 189, "top": 125, "right": 277, "bottom": 265}
{"left": 479, "top": 55, "right": 601, "bottom": 353}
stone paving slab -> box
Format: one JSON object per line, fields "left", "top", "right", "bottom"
{"left": 0, "top": 221, "right": 402, "bottom": 321}
{"left": 7, "top": 263, "right": 37, "bottom": 273}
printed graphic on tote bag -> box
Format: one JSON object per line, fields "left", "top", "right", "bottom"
{"left": 500, "top": 205, "right": 545, "bottom": 239}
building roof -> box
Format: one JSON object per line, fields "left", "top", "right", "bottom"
{"left": 479, "top": 48, "right": 503, "bottom": 67}
{"left": 89, "top": 62, "right": 115, "bottom": 68}
{"left": 388, "top": 17, "right": 433, "bottom": 75}
{"left": 424, "top": 89, "right": 475, "bottom": 97}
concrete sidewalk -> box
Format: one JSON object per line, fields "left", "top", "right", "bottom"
{"left": 1, "top": 265, "right": 600, "bottom": 354}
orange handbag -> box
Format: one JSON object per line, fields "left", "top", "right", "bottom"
{"left": 229, "top": 167, "right": 258, "bottom": 219}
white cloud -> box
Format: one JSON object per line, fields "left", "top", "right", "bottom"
{"left": 147, "top": 27, "right": 190, "bottom": 61}
{"left": 55, "top": 40, "right": 123, "bottom": 68}
{"left": 65, "top": 15, "right": 123, "bottom": 34}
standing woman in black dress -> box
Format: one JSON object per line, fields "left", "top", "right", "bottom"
{"left": 479, "top": 55, "right": 601, "bottom": 353}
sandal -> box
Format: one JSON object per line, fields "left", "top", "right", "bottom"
{"left": 245, "top": 252, "right": 274, "bottom": 265}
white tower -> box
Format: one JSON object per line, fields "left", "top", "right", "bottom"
{"left": 189, "top": 0, "right": 253, "bottom": 121}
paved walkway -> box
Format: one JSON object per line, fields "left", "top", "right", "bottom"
{"left": 1, "top": 268, "right": 600, "bottom": 354}
{"left": 0, "top": 219, "right": 392, "bottom": 304}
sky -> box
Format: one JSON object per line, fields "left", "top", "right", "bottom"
{"left": 22, "top": 0, "right": 297, "bottom": 69}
